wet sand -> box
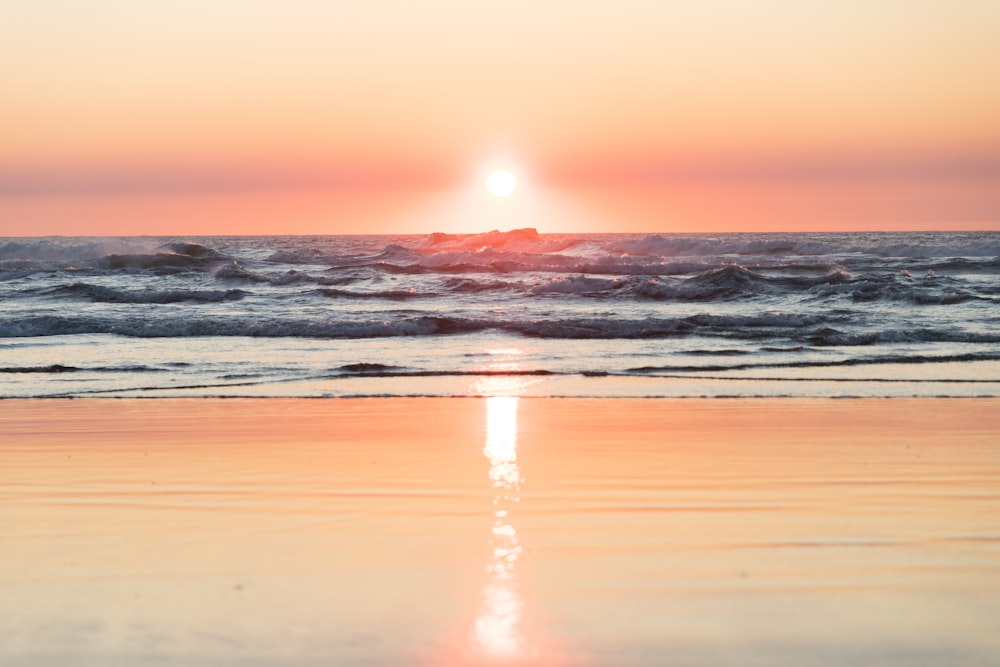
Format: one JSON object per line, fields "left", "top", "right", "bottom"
{"left": 2, "top": 398, "right": 1000, "bottom": 666}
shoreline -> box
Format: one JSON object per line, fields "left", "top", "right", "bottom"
{"left": 4, "top": 394, "right": 1000, "bottom": 398}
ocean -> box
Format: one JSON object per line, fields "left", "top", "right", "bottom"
{"left": 2, "top": 230, "right": 998, "bottom": 398}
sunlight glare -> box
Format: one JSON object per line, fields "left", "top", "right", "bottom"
{"left": 485, "top": 396, "right": 519, "bottom": 471}
{"left": 477, "top": 395, "right": 523, "bottom": 658}
{"left": 486, "top": 170, "right": 517, "bottom": 197}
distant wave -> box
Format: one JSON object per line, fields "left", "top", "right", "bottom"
{"left": 607, "top": 233, "right": 1000, "bottom": 258}
{"left": 0, "top": 363, "right": 163, "bottom": 373}
{"left": 37, "top": 282, "right": 247, "bottom": 304}
{"left": 4, "top": 232, "right": 998, "bottom": 280}
{"left": 317, "top": 288, "right": 434, "bottom": 300}
{"left": 4, "top": 312, "right": 999, "bottom": 346}
{"left": 0, "top": 240, "right": 230, "bottom": 273}
{"left": 627, "top": 351, "right": 1000, "bottom": 374}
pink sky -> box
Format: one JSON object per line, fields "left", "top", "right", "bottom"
{"left": 2, "top": 1, "right": 998, "bottom": 235}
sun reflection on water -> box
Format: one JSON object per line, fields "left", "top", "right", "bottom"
{"left": 423, "top": 366, "right": 563, "bottom": 665}
{"left": 476, "top": 395, "right": 524, "bottom": 658}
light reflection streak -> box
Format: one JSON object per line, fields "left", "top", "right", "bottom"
{"left": 476, "top": 395, "right": 524, "bottom": 659}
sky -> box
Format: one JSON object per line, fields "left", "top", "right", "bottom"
{"left": 2, "top": 0, "right": 999, "bottom": 235}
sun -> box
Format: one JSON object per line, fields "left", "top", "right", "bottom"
{"left": 486, "top": 170, "right": 516, "bottom": 197}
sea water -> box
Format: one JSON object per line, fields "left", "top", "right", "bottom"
{"left": 1, "top": 230, "right": 998, "bottom": 397}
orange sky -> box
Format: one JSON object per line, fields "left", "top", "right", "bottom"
{"left": 2, "top": 1, "right": 998, "bottom": 235}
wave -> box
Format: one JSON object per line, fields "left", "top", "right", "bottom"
{"left": 808, "top": 273, "right": 995, "bottom": 305}
{"left": 521, "top": 268, "right": 852, "bottom": 302}
{"left": 869, "top": 241, "right": 1000, "bottom": 258}
{"left": 0, "top": 265, "right": 41, "bottom": 279}
{"left": 531, "top": 275, "right": 626, "bottom": 295}
{"left": 329, "top": 364, "right": 559, "bottom": 379}
{"left": 265, "top": 249, "right": 345, "bottom": 265}
{"left": 0, "top": 364, "right": 79, "bottom": 373}
{"left": 0, "top": 314, "right": 488, "bottom": 339}
{"left": 805, "top": 327, "right": 1000, "bottom": 346}
{"left": 317, "top": 288, "right": 433, "bottom": 300}
{"left": 441, "top": 277, "right": 520, "bottom": 293}
{"left": 93, "top": 252, "right": 225, "bottom": 273}
{"left": 669, "top": 265, "right": 850, "bottom": 300}
{"left": 605, "top": 233, "right": 1000, "bottom": 259}
{"left": 335, "top": 363, "right": 408, "bottom": 373}
{"left": 525, "top": 266, "right": 998, "bottom": 305}
{"left": 14, "top": 352, "right": 985, "bottom": 379}
{"left": 0, "top": 240, "right": 231, "bottom": 274}
{"left": 8, "top": 234, "right": 998, "bottom": 291}
{"left": 3, "top": 232, "right": 997, "bottom": 398}
{"left": 0, "top": 363, "right": 163, "bottom": 373}
{"left": 264, "top": 243, "right": 424, "bottom": 267}
{"left": 206, "top": 258, "right": 995, "bottom": 305}
{"left": 214, "top": 261, "right": 354, "bottom": 286}
{"left": 608, "top": 235, "right": 837, "bottom": 258}
{"left": 158, "top": 242, "right": 226, "bottom": 259}
{"left": 214, "top": 260, "right": 268, "bottom": 282}
{"left": 360, "top": 248, "right": 929, "bottom": 282}
{"left": 0, "top": 239, "right": 150, "bottom": 263}
{"left": 5, "top": 311, "right": 976, "bottom": 342}
{"left": 39, "top": 282, "right": 247, "bottom": 304}
{"left": 371, "top": 255, "right": 718, "bottom": 278}
{"left": 627, "top": 351, "right": 1000, "bottom": 374}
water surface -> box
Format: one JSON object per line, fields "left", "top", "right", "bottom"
{"left": 3, "top": 398, "right": 999, "bottom": 666}
{"left": 2, "top": 230, "right": 998, "bottom": 397}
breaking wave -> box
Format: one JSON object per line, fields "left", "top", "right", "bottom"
{"left": 37, "top": 282, "right": 247, "bottom": 304}
{"left": 2, "top": 230, "right": 998, "bottom": 397}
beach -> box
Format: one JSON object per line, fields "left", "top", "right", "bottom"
{"left": 6, "top": 0, "right": 1000, "bottom": 663}
{"left": 3, "top": 397, "right": 999, "bottom": 666}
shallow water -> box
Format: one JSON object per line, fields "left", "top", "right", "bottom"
{"left": 2, "top": 398, "right": 999, "bottom": 666}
